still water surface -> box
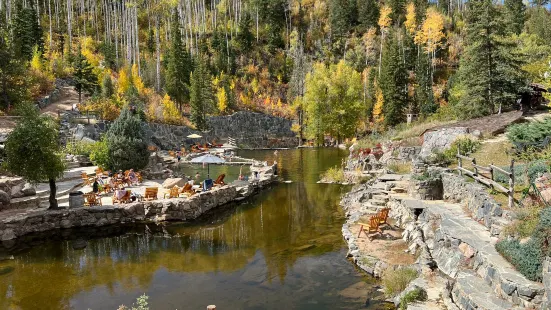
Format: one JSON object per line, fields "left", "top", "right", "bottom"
{"left": 0, "top": 149, "right": 388, "bottom": 310}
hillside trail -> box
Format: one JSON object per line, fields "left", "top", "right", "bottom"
{"left": 40, "top": 86, "right": 82, "bottom": 118}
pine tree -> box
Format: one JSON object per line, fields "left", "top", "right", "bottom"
{"left": 73, "top": 46, "right": 98, "bottom": 103}
{"left": 415, "top": 51, "right": 436, "bottom": 116}
{"left": 389, "top": 0, "right": 406, "bottom": 25}
{"left": 0, "top": 28, "right": 28, "bottom": 109}
{"left": 236, "top": 12, "right": 254, "bottom": 53}
{"left": 330, "top": 0, "right": 357, "bottom": 53}
{"left": 504, "top": 0, "right": 525, "bottom": 35}
{"left": 105, "top": 108, "right": 149, "bottom": 171}
{"left": 365, "top": 67, "right": 377, "bottom": 122}
{"left": 165, "top": 11, "right": 192, "bottom": 110}
{"left": 357, "top": 0, "right": 380, "bottom": 32}
{"left": 190, "top": 57, "right": 214, "bottom": 131}
{"left": 379, "top": 31, "right": 408, "bottom": 126}
{"left": 102, "top": 74, "right": 115, "bottom": 98}
{"left": 454, "top": 0, "right": 526, "bottom": 118}
{"left": 12, "top": 6, "right": 43, "bottom": 60}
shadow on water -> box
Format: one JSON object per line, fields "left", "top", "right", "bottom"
{"left": 0, "top": 149, "right": 393, "bottom": 310}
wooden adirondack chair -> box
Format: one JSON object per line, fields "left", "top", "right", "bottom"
{"left": 168, "top": 150, "right": 176, "bottom": 158}
{"left": 214, "top": 174, "right": 226, "bottom": 186}
{"left": 95, "top": 167, "right": 104, "bottom": 176}
{"left": 164, "top": 186, "right": 180, "bottom": 199}
{"left": 180, "top": 183, "right": 195, "bottom": 197}
{"left": 357, "top": 215, "right": 382, "bottom": 240}
{"left": 377, "top": 208, "right": 391, "bottom": 226}
{"left": 144, "top": 187, "right": 158, "bottom": 200}
{"left": 81, "top": 173, "right": 93, "bottom": 186}
{"left": 84, "top": 193, "right": 102, "bottom": 207}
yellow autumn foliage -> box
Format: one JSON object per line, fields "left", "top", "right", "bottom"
{"left": 373, "top": 85, "right": 385, "bottom": 128}
{"left": 216, "top": 87, "right": 228, "bottom": 113}
{"left": 415, "top": 7, "right": 445, "bottom": 54}
{"left": 162, "top": 94, "right": 181, "bottom": 122}
{"left": 405, "top": 2, "right": 417, "bottom": 35}
{"left": 378, "top": 6, "right": 392, "bottom": 31}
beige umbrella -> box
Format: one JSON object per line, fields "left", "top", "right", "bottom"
{"left": 187, "top": 134, "right": 203, "bottom": 139}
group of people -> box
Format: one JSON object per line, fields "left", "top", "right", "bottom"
{"left": 91, "top": 169, "right": 140, "bottom": 194}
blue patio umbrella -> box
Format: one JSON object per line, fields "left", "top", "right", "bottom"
{"left": 190, "top": 154, "right": 226, "bottom": 177}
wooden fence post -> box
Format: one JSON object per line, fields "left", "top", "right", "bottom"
{"left": 457, "top": 149, "right": 462, "bottom": 176}
{"left": 472, "top": 158, "right": 478, "bottom": 177}
{"left": 509, "top": 159, "right": 515, "bottom": 208}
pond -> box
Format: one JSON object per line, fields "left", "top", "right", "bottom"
{"left": 0, "top": 149, "right": 390, "bottom": 310}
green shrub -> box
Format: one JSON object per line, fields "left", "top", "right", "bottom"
{"left": 496, "top": 238, "right": 543, "bottom": 281}
{"left": 507, "top": 118, "right": 551, "bottom": 144}
{"left": 89, "top": 137, "right": 109, "bottom": 169}
{"left": 382, "top": 268, "right": 418, "bottom": 297}
{"left": 399, "top": 287, "right": 427, "bottom": 310}
{"left": 64, "top": 140, "right": 94, "bottom": 156}
{"left": 443, "top": 136, "right": 481, "bottom": 161}
{"left": 494, "top": 160, "right": 550, "bottom": 185}
{"left": 496, "top": 207, "right": 551, "bottom": 281}
{"left": 105, "top": 108, "right": 149, "bottom": 171}
{"left": 321, "top": 166, "right": 345, "bottom": 183}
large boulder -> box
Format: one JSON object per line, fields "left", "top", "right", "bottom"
{"left": 0, "top": 190, "right": 10, "bottom": 204}
{"left": 419, "top": 127, "right": 469, "bottom": 158}
{"left": 162, "top": 178, "right": 188, "bottom": 189}
{"left": 21, "top": 183, "right": 36, "bottom": 196}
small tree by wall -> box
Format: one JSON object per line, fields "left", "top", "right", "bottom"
{"left": 106, "top": 107, "right": 149, "bottom": 171}
{"left": 4, "top": 104, "right": 65, "bottom": 209}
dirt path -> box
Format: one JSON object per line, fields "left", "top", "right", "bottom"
{"left": 40, "top": 86, "right": 81, "bottom": 118}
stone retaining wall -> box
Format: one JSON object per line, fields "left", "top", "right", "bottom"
{"left": 0, "top": 167, "right": 276, "bottom": 243}
{"left": 71, "top": 111, "right": 298, "bottom": 149}
{"left": 441, "top": 172, "right": 509, "bottom": 236}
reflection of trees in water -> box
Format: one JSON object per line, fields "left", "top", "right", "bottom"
{"left": 0, "top": 149, "right": 352, "bottom": 309}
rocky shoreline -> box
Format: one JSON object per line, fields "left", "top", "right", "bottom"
{"left": 0, "top": 164, "right": 277, "bottom": 244}
{"left": 339, "top": 169, "right": 549, "bottom": 309}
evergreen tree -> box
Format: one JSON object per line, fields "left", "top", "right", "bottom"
{"left": 365, "top": 67, "right": 377, "bottom": 122}
{"left": 389, "top": 0, "right": 406, "bottom": 25}
{"left": 12, "top": 6, "right": 43, "bottom": 60}
{"left": 454, "top": 0, "right": 526, "bottom": 118}
{"left": 236, "top": 12, "right": 254, "bottom": 53}
{"left": 165, "top": 11, "right": 192, "bottom": 110}
{"left": 330, "top": 0, "right": 357, "bottom": 52}
{"left": 190, "top": 57, "right": 214, "bottom": 131}
{"left": 0, "top": 29, "right": 28, "bottom": 109}
{"left": 504, "top": 0, "right": 526, "bottom": 35}
{"left": 105, "top": 108, "right": 149, "bottom": 171}
{"left": 415, "top": 51, "right": 436, "bottom": 116}
{"left": 102, "top": 74, "right": 115, "bottom": 98}
{"left": 357, "top": 0, "right": 380, "bottom": 32}
{"left": 379, "top": 31, "right": 408, "bottom": 126}
{"left": 73, "top": 46, "right": 98, "bottom": 103}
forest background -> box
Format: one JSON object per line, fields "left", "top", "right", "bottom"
{"left": 0, "top": 0, "right": 550, "bottom": 141}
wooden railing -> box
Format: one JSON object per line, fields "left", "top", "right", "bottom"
{"left": 456, "top": 149, "right": 515, "bottom": 208}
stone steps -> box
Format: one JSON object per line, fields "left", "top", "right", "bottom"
{"left": 424, "top": 202, "right": 544, "bottom": 308}
{"left": 452, "top": 270, "right": 520, "bottom": 310}
{"left": 371, "top": 194, "right": 389, "bottom": 201}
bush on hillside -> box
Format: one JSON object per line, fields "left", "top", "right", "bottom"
{"left": 443, "top": 136, "right": 481, "bottom": 161}
{"left": 496, "top": 207, "right": 551, "bottom": 282}
{"left": 89, "top": 137, "right": 109, "bottom": 169}
{"left": 494, "top": 160, "right": 550, "bottom": 185}
{"left": 105, "top": 108, "right": 149, "bottom": 171}
{"left": 507, "top": 118, "right": 551, "bottom": 144}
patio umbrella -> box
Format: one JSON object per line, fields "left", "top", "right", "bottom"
{"left": 187, "top": 133, "right": 202, "bottom": 139}
{"left": 190, "top": 154, "right": 226, "bottom": 177}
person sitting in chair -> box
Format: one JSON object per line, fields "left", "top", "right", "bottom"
{"left": 128, "top": 169, "right": 139, "bottom": 185}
